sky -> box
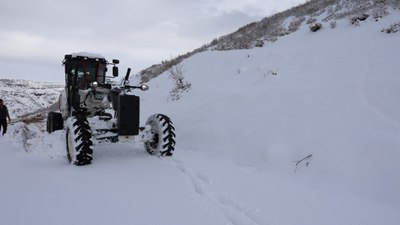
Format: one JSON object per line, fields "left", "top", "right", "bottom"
{"left": 0, "top": 0, "right": 307, "bottom": 83}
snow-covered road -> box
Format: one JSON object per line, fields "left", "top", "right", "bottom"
{"left": 1, "top": 122, "right": 399, "bottom": 225}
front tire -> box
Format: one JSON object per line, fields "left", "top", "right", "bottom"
{"left": 144, "top": 114, "right": 176, "bottom": 156}
{"left": 66, "top": 115, "right": 93, "bottom": 165}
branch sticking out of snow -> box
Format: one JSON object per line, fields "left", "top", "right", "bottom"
{"left": 294, "top": 154, "right": 313, "bottom": 173}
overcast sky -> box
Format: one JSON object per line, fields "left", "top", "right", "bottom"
{"left": 0, "top": 0, "right": 307, "bottom": 83}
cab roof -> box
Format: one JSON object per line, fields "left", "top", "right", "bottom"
{"left": 64, "top": 52, "right": 108, "bottom": 64}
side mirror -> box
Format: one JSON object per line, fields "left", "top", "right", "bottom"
{"left": 112, "top": 59, "right": 120, "bottom": 64}
{"left": 113, "top": 66, "right": 118, "bottom": 77}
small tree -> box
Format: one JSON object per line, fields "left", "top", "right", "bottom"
{"left": 255, "top": 39, "right": 264, "bottom": 47}
{"left": 307, "top": 17, "right": 317, "bottom": 24}
{"left": 381, "top": 22, "right": 400, "bottom": 33}
{"left": 169, "top": 65, "right": 191, "bottom": 101}
{"left": 288, "top": 17, "right": 306, "bottom": 33}
{"left": 330, "top": 21, "right": 337, "bottom": 29}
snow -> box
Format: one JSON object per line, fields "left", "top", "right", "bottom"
{"left": 1, "top": 7, "right": 400, "bottom": 225}
{"left": 0, "top": 79, "right": 63, "bottom": 119}
{"left": 70, "top": 52, "right": 105, "bottom": 59}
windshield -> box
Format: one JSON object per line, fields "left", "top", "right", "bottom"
{"left": 73, "top": 60, "right": 106, "bottom": 89}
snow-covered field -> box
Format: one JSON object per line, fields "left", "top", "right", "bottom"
{"left": 1, "top": 7, "right": 400, "bottom": 225}
{"left": 0, "top": 79, "right": 63, "bottom": 119}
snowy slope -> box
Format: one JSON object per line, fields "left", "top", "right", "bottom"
{"left": 1, "top": 5, "right": 400, "bottom": 225}
{"left": 140, "top": 7, "right": 400, "bottom": 208}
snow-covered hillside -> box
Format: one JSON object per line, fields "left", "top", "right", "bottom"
{"left": 0, "top": 79, "right": 63, "bottom": 119}
{"left": 1, "top": 2, "right": 400, "bottom": 225}
{"left": 139, "top": 0, "right": 400, "bottom": 81}
{"left": 139, "top": 7, "right": 400, "bottom": 213}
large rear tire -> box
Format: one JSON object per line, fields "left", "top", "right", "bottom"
{"left": 144, "top": 114, "right": 176, "bottom": 156}
{"left": 47, "top": 112, "right": 63, "bottom": 133}
{"left": 66, "top": 115, "right": 93, "bottom": 165}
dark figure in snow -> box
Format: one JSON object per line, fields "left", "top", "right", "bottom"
{"left": 0, "top": 99, "right": 11, "bottom": 135}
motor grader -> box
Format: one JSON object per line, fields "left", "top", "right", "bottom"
{"left": 47, "top": 52, "right": 175, "bottom": 165}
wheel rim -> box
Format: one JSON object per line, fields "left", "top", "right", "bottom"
{"left": 149, "top": 133, "right": 159, "bottom": 149}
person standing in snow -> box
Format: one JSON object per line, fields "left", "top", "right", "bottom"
{"left": 0, "top": 99, "right": 11, "bottom": 135}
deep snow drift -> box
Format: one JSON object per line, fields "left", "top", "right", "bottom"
{"left": 1, "top": 7, "right": 400, "bottom": 225}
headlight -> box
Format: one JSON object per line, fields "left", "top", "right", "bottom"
{"left": 91, "top": 81, "right": 99, "bottom": 89}
{"left": 140, "top": 84, "right": 149, "bottom": 91}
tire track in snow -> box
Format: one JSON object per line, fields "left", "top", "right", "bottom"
{"left": 358, "top": 42, "right": 400, "bottom": 128}
{"left": 171, "top": 157, "right": 269, "bottom": 225}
